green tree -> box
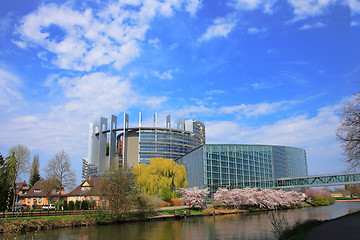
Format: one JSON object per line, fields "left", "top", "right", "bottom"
{"left": 337, "top": 92, "right": 360, "bottom": 169}
{"left": 0, "top": 153, "right": 13, "bottom": 211}
{"left": 45, "top": 150, "right": 76, "bottom": 210}
{"left": 133, "top": 158, "right": 187, "bottom": 199}
{"left": 29, "top": 154, "right": 41, "bottom": 188}
{"left": 7, "top": 145, "right": 31, "bottom": 211}
{"left": 68, "top": 201, "right": 75, "bottom": 210}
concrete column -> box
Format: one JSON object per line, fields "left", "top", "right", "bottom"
{"left": 109, "top": 115, "right": 117, "bottom": 170}
{"left": 98, "top": 117, "right": 108, "bottom": 173}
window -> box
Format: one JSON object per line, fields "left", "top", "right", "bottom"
{"left": 27, "top": 198, "right": 30, "bottom": 203}
{"left": 34, "top": 189, "right": 41, "bottom": 193}
{"left": 38, "top": 197, "right": 42, "bottom": 203}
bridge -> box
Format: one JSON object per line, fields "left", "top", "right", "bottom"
{"left": 275, "top": 172, "right": 360, "bottom": 189}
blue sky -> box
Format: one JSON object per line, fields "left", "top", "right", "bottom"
{"left": 1, "top": 0, "right": 359, "bottom": 184}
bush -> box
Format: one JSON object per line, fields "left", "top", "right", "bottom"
{"left": 170, "top": 198, "right": 183, "bottom": 206}
{"left": 311, "top": 195, "right": 335, "bottom": 206}
{"left": 81, "top": 200, "right": 89, "bottom": 210}
{"left": 159, "top": 188, "right": 173, "bottom": 202}
{"left": 75, "top": 200, "right": 81, "bottom": 210}
{"left": 68, "top": 201, "right": 74, "bottom": 210}
{"left": 160, "top": 201, "right": 170, "bottom": 207}
{"left": 60, "top": 200, "right": 68, "bottom": 210}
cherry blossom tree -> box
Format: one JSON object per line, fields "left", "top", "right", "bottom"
{"left": 177, "top": 187, "right": 209, "bottom": 209}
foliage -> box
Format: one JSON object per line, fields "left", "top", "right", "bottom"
{"left": 133, "top": 158, "right": 187, "bottom": 198}
{"left": 337, "top": 92, "right": 360, "bottom": 169}
{"left": 81, "top": 200, "right": 89, "bottom": 210}
{"left": 98, "top": 170, "right": 137, "bottom": 219}
{"left": 345, "top": 184, "right": 360, "bottom": 197}
{"left": 45, "top": 150, "right": 76, "bottom": 210}
{"left": 29, "top": 154, "right": 41, "bottom": 188}
{"left": 310, "top": 195, "right": 335, "bottom": 206}
{"left": 214, "top": 187, "right": 304, "bottom": 210}
{"left": 268, "top": 211, "right": 290, "bottom": 240}
{"left": 170, "top": 198, "right": 184, "bottom": 206}
{"left": 7, "top": 145, "right": 31, "bottom": 210}
{"left": 305, "top": 189, "right": 331, "bottom": 198}
{"left": 159, "top": 187, "right": 173, "bottom": 202}
{"left": 177, "top": 187, "right": 209, "bottom": 209}
{"left": 0, "top": 153, "right": 13, "bottom": 211}
{"left": 68, "top": 201, "right": 75, "bottom": 210}
{"left": 60, "top": 200, "right": 68, "bottom": 210}
{"left": 75, "top": 200, "right": 81, "bottom": 210}
{"left": 305, "top": 189, "right": 335, "bottom": 206}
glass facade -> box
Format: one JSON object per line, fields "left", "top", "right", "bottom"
{"left": 138, "top": 127, "right": 205, "bottom": 163}
{"left": 176, "top": 144, "right": 308, "bottom": 193}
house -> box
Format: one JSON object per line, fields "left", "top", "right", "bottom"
{"left": 66, "top": 177, "right": 104, "bottom": 206}
{"left": 22, "top": 179, "right": 67, "bottom": 209}
{"left": 15, "top": 181, "right": 29, "bottom": 206}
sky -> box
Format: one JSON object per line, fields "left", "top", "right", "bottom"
{"left": 0, "top": 0, "right": 359, "bottom": 184}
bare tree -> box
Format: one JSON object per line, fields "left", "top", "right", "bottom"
{"left": 45, "top": 150, "right": 76, "bottom": 210}
{"left": 337, "top": 93, "right": 360, "bottom": 169}
{"left": 7, "top": 144, "right": 30, "bottom": 210}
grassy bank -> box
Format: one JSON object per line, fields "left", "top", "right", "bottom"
{"left": 0, "top": 215, "right": 96, "bottom": 234}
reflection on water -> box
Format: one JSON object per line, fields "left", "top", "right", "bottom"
{"left": 3, "top": 202, "right": 360, "bottom": 240}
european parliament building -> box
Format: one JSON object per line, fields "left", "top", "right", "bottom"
{"left": 85, "top": 113, "right": 308, "bottom": 190}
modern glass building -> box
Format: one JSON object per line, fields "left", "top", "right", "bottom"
{"left": 176, "top": 144, "right": 308, "bottom": 193}
{"left": 85, "top": 113, "right": 205, "bottom": 176}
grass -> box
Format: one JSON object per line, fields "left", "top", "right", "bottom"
{"left": 158, "top": 209, "right": 203, "bottom": 215}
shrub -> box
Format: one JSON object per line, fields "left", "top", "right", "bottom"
{"left": 170, "top": 198, "right": 183, "bottom": 206}
{"left": 160, "top": 201, "right": 170, "bottom": 207}
{"left": 75, "top": 200, "right": 81, "bottom": 210}
{"left": 60, "top": 200, "right": 68, "bottom": 210}
{"left": 81, "top": 200, "right": 89, "bottom": 210}
{"left": 68, "top": 201, "right": 74, "bottom": 210}
{"left": 311, "top": 195, "right": 332, "bottom": 206}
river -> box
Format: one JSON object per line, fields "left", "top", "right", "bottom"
{"left": 4, "top": 201, "right": 360, "bottom": 240}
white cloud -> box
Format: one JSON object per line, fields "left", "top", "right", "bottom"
{"left": 14, "top": 1, "right": 201, "bottom": 71}
{"left": 347, "top": 0, "right": 360, "bottom": 14}
{"left": 0, "top": 72, "right": 167, "bottom": 157}
{"left": 205, "top": 90, "right": 226, "bottom": 95}
{"left": 219, "top": 100, "right": 298, "bottom": 116}
{"left": 230, "top": 0, "right": 277, "bottom": 13}
{"left": 148, "top": 38, "right": 161, "bottom": 49}
{"left": 0, "top": 68, "right": 24, "bottom": 108}
{"left": 198, "top": 14, "right": 237, "bottom": 42}
{"left": 152, "top": 69, "right": 176, "bottom": 80}
{"left": 300, "top": 22, "right": 326, "bottom": 30}
{"left": 185, "top": 0, "right": 203, "bottom": 16}
{"left": 247, "top": 27, "right": 267, "bottom": 34}
{"left": 287, "top": 0, "right": 334, "bottom": 20}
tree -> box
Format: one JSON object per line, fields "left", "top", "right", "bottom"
{"left": 345, "top": 184, "right": 360, "bottom": 197}
{"left": 0, "top": 153, "right": 13, "bottom": 211}
{"left": 337, "top": 93, "right": 360, "bottom": 169}
{"left": 7, "top": 145, "right": 30, "bottom": 210}
{"left": 45, "top": 150, "right": 76, "bottom": 210}
{"left": 133, "top": 158, "right": 187, "bottom": 199}
{"left": 29, "top": 154, "right": 41, "bottom": 188}
{"left": 177, "top": 187, "right": 209, "bottom": 209}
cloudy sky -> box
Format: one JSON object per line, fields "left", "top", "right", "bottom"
{"left": 1, "top": 0, "right": 359, "bottom": 182}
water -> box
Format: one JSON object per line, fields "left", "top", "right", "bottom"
{"left": 4, "top": 202, "right": 360, "bottom": 240}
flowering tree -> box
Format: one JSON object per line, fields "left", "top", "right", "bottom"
{"left": 178, "top": 187, "right": 209, "bottom": 209}
{"left": 213, "top": 187, "right": 304, "bottom": 210}
{"left": 305, "top": 189, "right": 331, "bottom": 198}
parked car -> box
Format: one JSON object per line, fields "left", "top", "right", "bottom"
{"left": 42, "top": 204, "right": 56, "bottom": 210}
{"left": 10, "top": 204, "right": 27, "bottom": 211}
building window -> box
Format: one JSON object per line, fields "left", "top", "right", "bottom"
{"left": 38, "top": 197, "right": 42, "bottom": 203}
{"left": 34, "top": 189, "right": 41, "bottom": 193}
{"left": 27, "top": 198, "right": 30, "bottom": 203}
